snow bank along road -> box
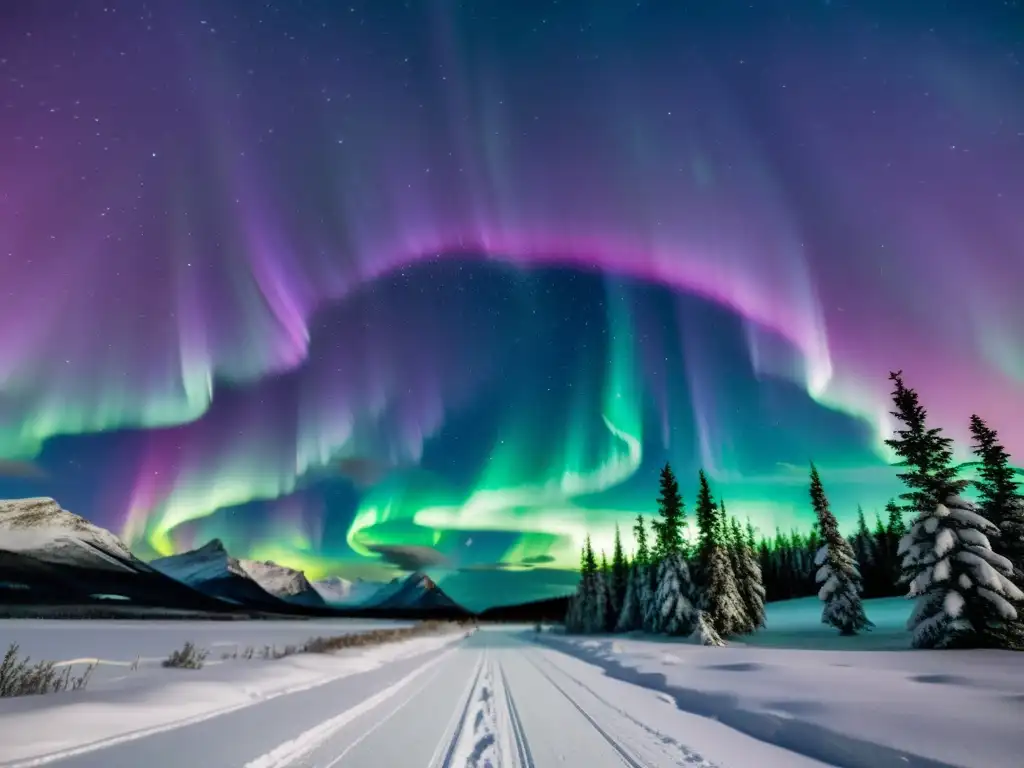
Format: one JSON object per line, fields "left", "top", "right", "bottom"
{"left": 0, "top": 629, "right": 833, "bottom": 768}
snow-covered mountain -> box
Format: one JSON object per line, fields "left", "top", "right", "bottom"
{"left": 0, "top": 497, "right": 236, "bottom": 612}
{"left": 312, "top": 575, "right": 380, "bottom": 606}
{"left": 367, "top": 571, "right": 462, "bottom": 611}
{"left": 236, "top": 558, "right": 325, "bottom": 607}
{"left": 0, "top": 497, "right": 137, "bottom": 570}
{"left": 150, "top": 538, "right": 247, "bottom": 584}
{"left": 150, "top": 540, "right": 324, "bottom": 608}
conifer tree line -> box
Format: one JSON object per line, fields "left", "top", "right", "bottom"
{"left": 565, "top": 370, "right": 1024, "bottom": 649}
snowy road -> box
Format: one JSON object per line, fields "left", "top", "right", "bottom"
{"left": 2, "top": 630, "right": 828, "bottom": 768}
{"left": 250, "top": 630, "right": 723, "bottom": 767}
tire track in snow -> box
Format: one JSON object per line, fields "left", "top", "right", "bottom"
{"left": 437, "top": 652, "right": 489, "bottom": 767}
{"left": 519, "top": 652, "right": 645, "bottom": 768}
{"left": 498, "top": 664, "right": 534, "bottom": 768}
{"left": 529, "top": 649, "right": 716, "bottom": 767}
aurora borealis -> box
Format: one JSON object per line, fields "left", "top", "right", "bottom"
{"left": 1, "top": 1, "right": 1022, "bottom": 609}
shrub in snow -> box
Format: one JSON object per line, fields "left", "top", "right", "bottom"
{"left": 0, "top": 644, "right": 94, "bottom": 698}
{"left": 162, "top": 641, "right": 208, "bottom": 670}
{"left": 901, "top": 496, "right": 1024, "bottom": 649}
{"left": 810, "top": 465, "right": 873, "bottom": 636}
{"left": 691, "top": 611, "right": 726, "bottom": 646}
{"left": 652, "top": 552, "right": 697, "bottom": 635}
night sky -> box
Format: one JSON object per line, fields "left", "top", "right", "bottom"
{"left": 1, "top": 1, "right": 1022, "bottom": 609}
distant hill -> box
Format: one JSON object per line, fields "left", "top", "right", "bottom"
{"left": 477, "top": 594, "right": 571, "bottom": 623}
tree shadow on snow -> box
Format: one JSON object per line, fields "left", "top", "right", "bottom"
{"left": 534, "top": 635, "right": 961, "bottom": 768}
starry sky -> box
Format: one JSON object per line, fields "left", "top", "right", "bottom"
{"left": 1, "top": 0, "right": 1022, "bottom": 609}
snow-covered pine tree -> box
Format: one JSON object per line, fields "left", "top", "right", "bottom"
{"left": 616, "top": 565, "right": 639, "bottom": 633}
{"left": 694, "top": 477, "right": 746, "bottom": 636}
{"left": 617, "top": 515, "right": 649, "bottom": 632}
{"left": 887, "top": 371, "right": 1022, "bottom": 648}
{"left": 610, "top": 524, "right": 629, "bottom": 624}
{"left": 810, "top": 464, "right": 873, "bottom": 635}
{"left": 565, "top": 537, "right": 607, "bottom": 634}
{"left": 734, "top": 516, "right": 767, "bottom": 632}
{"left": 709, "top": 528, "right": 747, "bottom": 635}
{"left": 650, "top": 463, "right": 697, "bottom": 635}
{"left": 970, "top": 416, "right": 1024, "bottom": 578}
{"left": 691, "top": 610, "right": 726, "bottom": 646}
{"left": 722, "top": 504, "right": 745, "bottom": 599}
{"left": 968, "top": 415, "right": 1024, "bottom": 648}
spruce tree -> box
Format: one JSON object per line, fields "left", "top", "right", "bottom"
{"left": 969, "top": 415, "right": 1024, "bottom": 577}
{"left": 691, "top": 611, "right": 726, "bottom": 646}
{"left": 969, "top": 415, "right": 1024, "bottom": 648}
{"left": 733, "top": 516, "right": 767, "bottom": 631}
{"left": 810, "top": 464, "right": 873, "bottom": 635}
{"left": 610, "top": 524, "right": 630, "bottom": 622}
{"left": 880, "top": 500, "right": 907, "bottom": 594}
{"left": 565, "top": 536, "right": 607, "bottom": 634}
{"left": 564, "top": 542, "right": 589, "bottom": 633}
{"left": 616, "top": 564, "right": 640, "bottom": 632}
{"left": 694, "top": 474, "right": 746, "bottom": 636}
{"left": 650, "top": 463, "right": 696, "bottom": 635}
{"left": 652, "top": 463, "right": 688, "bottom": 558}
{"left": 617, "top": 515, "right": 649, "bottom": 632}
{"left": 887, "top": 371, "right": 1021, "bottom": 648}
{"left": 851, "top": 506, "right": 878, "bottom": 596}
{"left": 588, "top": 543, "right": 609, "bottom": 633}
{"left": 694, "top": 470, "right": 718, "bottom": 577}
{"left": 871, "top": 512, "right": 889, "bottom": 595}
{"left": 723, "top": 508, "right": 749, "bottom": 629}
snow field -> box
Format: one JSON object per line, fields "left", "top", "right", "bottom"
{"left": 540, "top": 631, "right": 1024, "bottom": 768}
{"left": 0, "top": 617, "right": 411, "bottom": 684}
{"left": 0, "top": 629, "right": 465, "bottom": 767}
{"left": 243, "top": 645, "right": 461, "bottom": 768}
{"left": 447, "top": 651, "right": 508, "bottom": 767}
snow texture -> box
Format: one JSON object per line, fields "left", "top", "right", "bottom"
{"left": 236, "top": 558, "right": 321, "bottom": 604}
{"left": 0, "top": 497, "right": 137, "bottom": 568}
{"left": 652, "top": 552, "right": 697, "bottom": 636}
{"left": 311, "top": 576, "right": 380, "bottom": 606}
{"left": 2, "top": 605, "right": 1023, "bottom": 768}
{"left": 542, "top": 595, "right": 1024, "bottom": 768}
{"left": 903, "top": 496, "right": 1023, "bottom": 648}
{"left": 691, "top": 611, "right": 726, "bottom": 646}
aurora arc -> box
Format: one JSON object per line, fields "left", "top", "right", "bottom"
{"left": 0, "top": 0, "right": 1022, "bottom": 607}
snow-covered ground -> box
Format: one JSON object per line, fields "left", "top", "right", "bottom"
{"left": 0, "top": 599, "right": 1021, "bottom": 767}
{"left": 540, "top": 595, "right": 1024, "bottom": 768}
{"left": 0, "top": 629, "right": 465, "bottom": 767}
{"left": 742, "top": 595, "right": 914, "bottom": 650}
{"left": 0, "top": 618, "right": 410, "bottom": 684}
